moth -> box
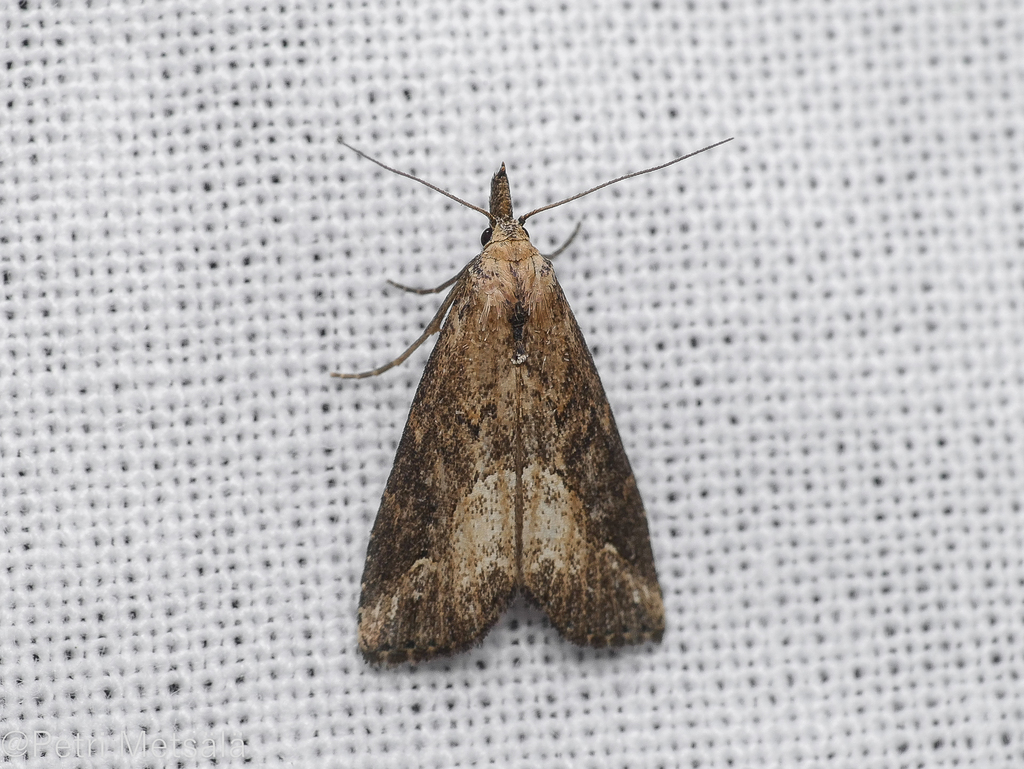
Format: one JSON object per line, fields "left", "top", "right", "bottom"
{"left": 335, "top": 138, "right": 731, "bottom": 664}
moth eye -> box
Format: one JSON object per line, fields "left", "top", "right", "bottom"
{"left": 522, "top": 227, "right": 529, "bottom": 238}
{"left": 480, "top": 227, "right": 493, "bottom": 246}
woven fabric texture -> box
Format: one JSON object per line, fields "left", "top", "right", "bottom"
{"left": 2, "top": 1, "right": 1022, "bottom": 767}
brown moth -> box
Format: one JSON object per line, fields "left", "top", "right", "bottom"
{"left": 335, "top": 138, "right": 731, "bottom": 664}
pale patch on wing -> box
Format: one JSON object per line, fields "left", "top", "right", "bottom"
{"left": 520, "top": 464, "right": 582, "bottom": 577}
{"left": 358, "top": 467, "right": 518, "bottom": 660}
{"left": 520, "top": 463, "right": 664, "bottom": 642}
{"left": 449, "top": 469, "right": 517, "bottom": 591}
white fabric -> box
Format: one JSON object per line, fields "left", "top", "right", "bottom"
{"left": 2, "top": 1, "right": 1022, "bottom": 766}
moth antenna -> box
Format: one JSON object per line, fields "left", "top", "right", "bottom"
{"left": 519, "top": 137, "right": 733, "bottom": 223}
{"left": 542, "top": 220, "right": 583, "bottom": 260}
{"left": 340, "top": 140, "right": 493, "bottom": 221}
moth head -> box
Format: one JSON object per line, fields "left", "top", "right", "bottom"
{"left": 489, "top": 163, "right": 514, "bottom": 221}
{"left": 481, "top": 163, "right": 531, "bottom": 246}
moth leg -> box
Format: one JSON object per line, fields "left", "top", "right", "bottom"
{"left": 386, "top": 264, "right": 467, "bottom": 295}
{"left": 541, "top": 220, "right": 583, "bottom": 260}
{"left": 332, "top": 281, "right": 462, "bottom": 380}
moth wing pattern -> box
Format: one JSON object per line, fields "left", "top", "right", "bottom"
{"left": 357, "top": 276, "right": 519, "bottom": 664}
{"left": 358, "top": 247, "right": 665, "bottom": 662}
{"left": 519, "top": 275, "right": 665, "bottom": 646}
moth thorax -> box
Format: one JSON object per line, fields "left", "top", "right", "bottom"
{"left": 509, "top": 300, "right": 529, "bottom": 365}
